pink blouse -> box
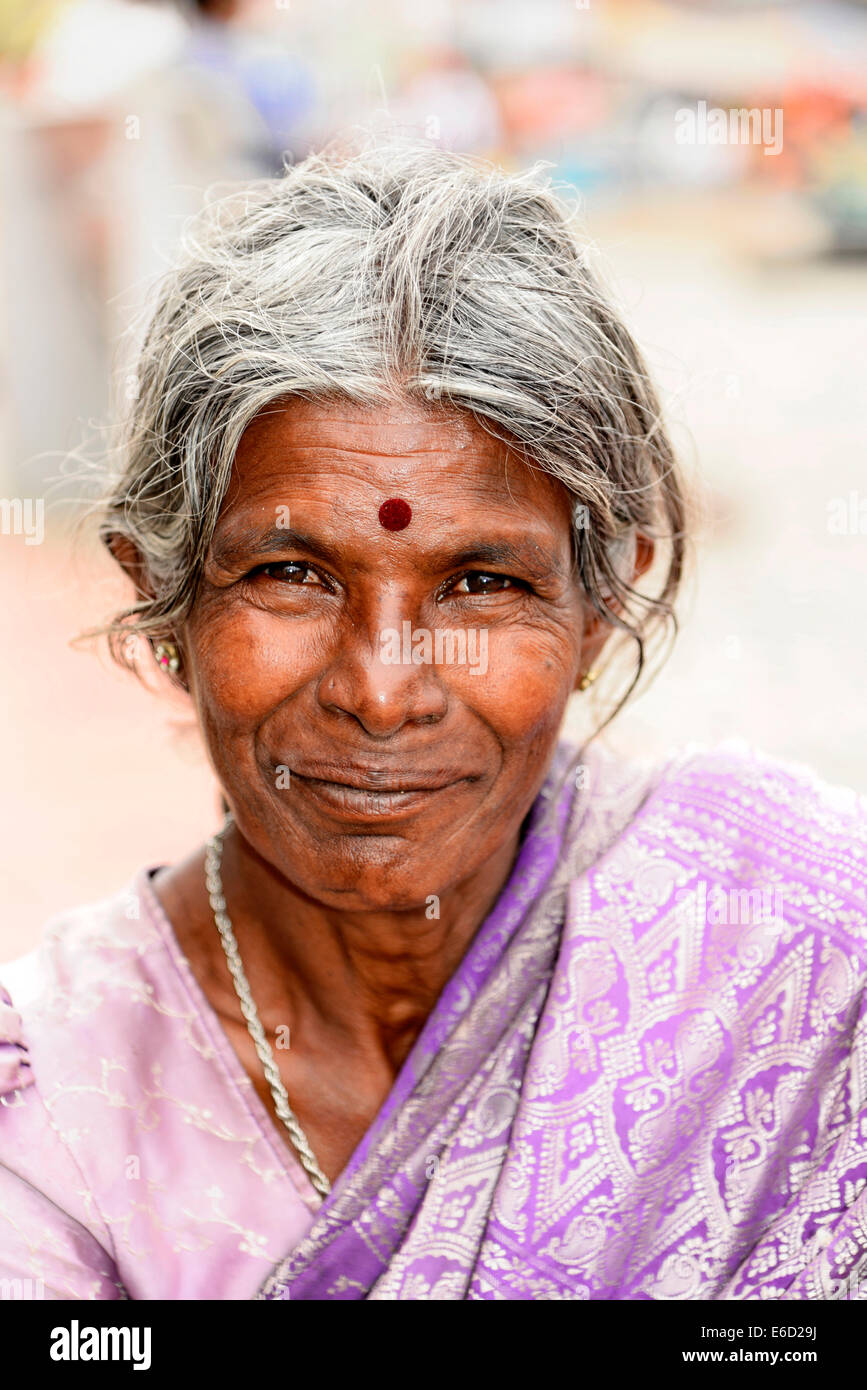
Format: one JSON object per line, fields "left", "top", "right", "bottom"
{"left": 0, "top": 867, "right": 321, "bottom": 1299}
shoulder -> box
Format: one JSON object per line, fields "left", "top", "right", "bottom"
{"left": 656, "top": 736, "right": 866, "bottom": 829}
{"left": 4, "top": 873, "right": 166, "bottom": 1029}
{"left": 1, "top": 873, "right": 318, "bottom": 1298}
{"left": 563, "top": 736, "right": 867, "bottom": 967}
{"left": 0, "top": 871, "right": 177, "bottom": 1111}
{"left": 653, "top": 738, "right": 867, "bottom": 876}
{"left": 0, "top": 886, "right": 155, "bottom": 1297}
{"left": 0, "top": 874, "right": 190, "bottom": 1290}
{"left": 622, "top": 736, "right": 867, "bottom": 956}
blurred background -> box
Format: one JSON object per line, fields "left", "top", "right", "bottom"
{"left": 1, "top": 0, "right": 865, "bottom": 958}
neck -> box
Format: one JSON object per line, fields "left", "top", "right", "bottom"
{"left": 215, "top": 823, "right": 521, "bottom": 1075}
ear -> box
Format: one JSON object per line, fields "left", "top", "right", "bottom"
{"left": 104, "top": 531, "right": 155, "bottom": 603}
{"left": 573, "top": 534, "right": 656, "bottom": 691}
{"left": 105, "top": 532, "right": 188, "bottom": 687}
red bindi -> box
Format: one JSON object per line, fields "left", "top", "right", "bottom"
{"left": 378, "top": 498, "right": 412, "bottom": 531}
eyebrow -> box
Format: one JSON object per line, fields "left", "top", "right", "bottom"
{"left": 210, "top": 526, "right": 566, "bottom": 580}
{"left": 425, "top": 540, "right": 565, "bottom": 580}
{"left": 211, "top": 527, "right": 336, "bottom": 570}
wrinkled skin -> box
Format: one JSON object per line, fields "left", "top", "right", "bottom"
{"left": 128, "top": 397, "right": 652, "bottom": 1183}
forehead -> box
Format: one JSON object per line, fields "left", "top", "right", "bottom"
{"left": 226, "top": 396, "right": 562, "bottom": 510}
{"left": 236, "top": 395, "right": 483, "bottom": 458}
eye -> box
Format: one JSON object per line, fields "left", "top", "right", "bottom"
{"left": 448, "top": 571, "right": 521, "bottom": 596}
{"left": 254, "top": 562, "right": 330, "bottom": 588}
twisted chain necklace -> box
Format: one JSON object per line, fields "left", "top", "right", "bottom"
{"left": 204, "top": 818, "right": 332, "bottom": 1199}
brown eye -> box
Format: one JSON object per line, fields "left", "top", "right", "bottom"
{"left": 259, "top": 562, "right": 320, "bottom": 585}
{"left": 451, "top": 572, "right": 516, "bottom": 596}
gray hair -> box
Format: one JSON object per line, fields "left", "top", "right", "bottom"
{"left": 93, "top": 137, "right": 689, "bottom": 723}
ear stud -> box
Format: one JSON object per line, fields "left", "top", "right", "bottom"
{"left": 155, "top": 642, "right": 181, "bottom": 674}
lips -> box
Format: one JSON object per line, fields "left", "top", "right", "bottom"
{"left": 292, "top": 764, "right": 465, "bottom": 793}
{"left": 280, "top": 761, "right": 476, "bottom": 820}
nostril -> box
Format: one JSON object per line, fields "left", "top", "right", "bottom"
{"left": 316, "top": 633, "right": 450, "bottom": 738}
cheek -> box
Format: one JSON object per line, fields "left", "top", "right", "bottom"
{"left": 458, "top": 626, "right": 580, "bottom": 746}
{"left": 184, "top": 602, "right": 581, "bottom": 756}
{"left": 185, "top": 607, "right": 320, "bottom": 726}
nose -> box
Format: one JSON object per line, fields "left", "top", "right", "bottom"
{"left": 317, "top": 615, "right": 449, "bottom": 738}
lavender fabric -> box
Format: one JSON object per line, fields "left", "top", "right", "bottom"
{"left": 2, "top": 739, "right": 866, "bottom": 1300}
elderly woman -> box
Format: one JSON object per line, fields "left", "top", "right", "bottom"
{"left": 1, "top": 143, "right": 865, "bottom": 1303}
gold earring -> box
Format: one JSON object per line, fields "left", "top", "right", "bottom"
{"left": 155, "top": 641, "right": 180, "bottom": 675}
{"left": 578, "top": 669, "right": 598, "bottom": 692}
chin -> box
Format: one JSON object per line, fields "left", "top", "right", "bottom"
{"left": 297, "top": 863, "right": 441, "bottom": 915}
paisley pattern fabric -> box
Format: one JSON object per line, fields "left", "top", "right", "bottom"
{"left": 1, "top": 738, "right": 865, "bottom": 1300}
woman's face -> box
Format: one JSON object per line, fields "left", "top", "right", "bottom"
{"left": 183, "top": 397, "right": 598, "bottom": 910}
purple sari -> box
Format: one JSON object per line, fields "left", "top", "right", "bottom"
{"left": 1, "top": 738, "right": 865, "bottom": 1300}
{"left": 259, "top": 740, "right": 867, "bottom": 1300}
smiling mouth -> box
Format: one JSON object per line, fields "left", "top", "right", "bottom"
{"left": 285, "top": 767, "right": 474, "bottom": 819}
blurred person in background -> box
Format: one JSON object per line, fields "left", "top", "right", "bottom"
{"left": 0, "top": 0, "right": 319, "bottom": 492}
{"left": 390, "top": 44, "right": 502, "bottom": 154}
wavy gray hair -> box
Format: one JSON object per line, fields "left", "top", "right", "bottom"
{"left": 94, "top": 138, "right": 688, "bottom": 722}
